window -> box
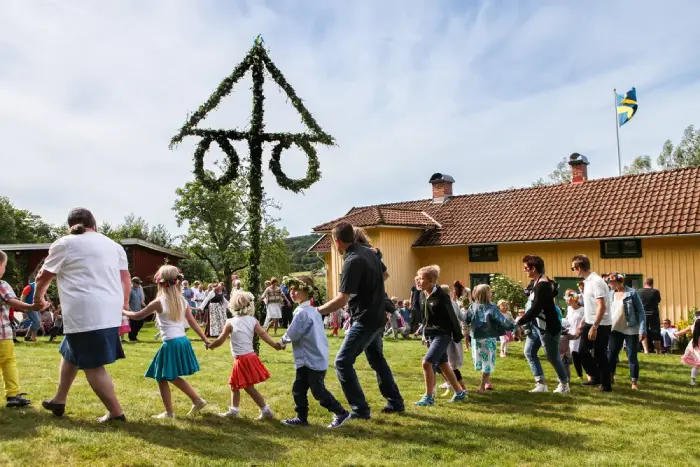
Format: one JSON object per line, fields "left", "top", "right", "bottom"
{"left": 469, "top": 245, "right": 498, "bottom": 262}
{"left": 623, "top": 274, "right": 643, "bottom": 290}
{"left": 553, "top": 277, "right": 581, "bottom": 313}
{"left": 600, "top": 239, "right": 642, "bottom": 259}
{"left": 470, "top": 274, "right": 492, "bottom": 290}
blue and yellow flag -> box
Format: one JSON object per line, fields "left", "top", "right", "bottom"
{"left": 616, "top": 87, "right": 638, "bottom": 127}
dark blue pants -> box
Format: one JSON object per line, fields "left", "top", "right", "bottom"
{"left": 292, "top": 366, "right": 345, "bottom": 421}
{"left": 335, "top": 322, "right": 404, "bottom": 418}
{"left": 608, "top": 331, "right": 640, "bottom": 382}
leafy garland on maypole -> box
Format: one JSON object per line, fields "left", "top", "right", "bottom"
{"left": 170, "top": 35, "right": 334, "bottom": 352}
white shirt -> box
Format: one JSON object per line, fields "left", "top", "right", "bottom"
{"left": 156, "top": 296, "right": 188, "bottom": 341}
{"left": 583, "top": 272, "right": 611, "bottom": 326}
{"left": 227, "top": 315, "right": 257, "bottom": 356}
{"left": 567, "top": 306, "right": 584, "bottom": 352}
{"left": 42, "top": 232, "right": 128, "bottom": 334}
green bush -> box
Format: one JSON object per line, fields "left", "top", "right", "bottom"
{"left": 489, "top": 274, "right": 527, "bottom": 312}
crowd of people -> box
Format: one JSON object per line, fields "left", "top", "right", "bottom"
{"left": 1, "top": 210, "right": 699, "bottom": 430}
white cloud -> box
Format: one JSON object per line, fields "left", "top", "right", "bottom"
{"left": 1, "top": 0, "right": 699, "bottom": 237}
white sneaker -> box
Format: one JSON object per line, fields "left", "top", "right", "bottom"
{"left": 187, "top": 399, "right": 208, "bottom": 415}
{"left": 690, "top": 379, "right": 697, "bottom": 387}
{"left": 530, "top": 383, "right": 549, "bottom": 393}
{"left": 553, "top": 383, "right": 570, "bottom": 394}
{"left": 152, "top": 412, "right": 175, "bottom": 419}
{"left": 258, "top": 406, "right": 274, "bottom": 420}
{"left": 218, "top": 407, "right": 240, "bottom": 418}
{"left": 438, "top": 382, "right": 450, "bottom": 390}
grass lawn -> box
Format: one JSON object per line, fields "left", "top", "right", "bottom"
{"left": 2, "top": 323, "right": 699, "bottom": 466}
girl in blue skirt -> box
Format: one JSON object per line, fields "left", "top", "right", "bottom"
{"left": 123, "top": 266, "right": 210, "bottom": 419}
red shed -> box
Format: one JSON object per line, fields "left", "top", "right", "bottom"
{"left": 0, "top": 238, "right": 188, "bottom": 301}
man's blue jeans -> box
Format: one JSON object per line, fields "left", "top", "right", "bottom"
{"left": 524, "top": 326, "right": 569, "bottom": 383}
{"left": 335, "top": 321, "right": 404, "bottom": 418}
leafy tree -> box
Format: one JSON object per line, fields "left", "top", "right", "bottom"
{"left": 286, "top": 234, "right": 325, "bottom": 272}
{"left": 0, "top": 197, "right": 60, "bottom": 244}
{"left": 179, "top": 258, "right": 217, "bottom": 284}
{"left": 173, "top": 170, "right": 291, "bottom": 293}
{"left": 658, "top": 125, "right": 700, "bottom": 169}
{"left": 489, "top": 274, "right": 527, "bottom": 312}
{"left": 101, "top": 213, "right": 174, "bottom": 247}
{"left": 623, "top": 155, "right": 653, "bottom": 175}
{"left": 532, "top": 157, "right": 571, "bottom": 187}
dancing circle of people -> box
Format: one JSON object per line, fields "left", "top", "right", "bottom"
{"left": 2, "top": 209, "right": 699, "bottom": 427}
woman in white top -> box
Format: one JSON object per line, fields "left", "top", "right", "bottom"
{"left": 207, "top": 290, "right": 281, "bottom": 419}
{"left": 564, "top": 290, "right": 586, "bottom": 381}
{"left": 605, "top": 273, "right": 646, "bottom": 390}
{"left": 33, "top": 208, "right": 130, "bottom": 423}
{"left": 123, "top": 265, "right": 210, "bottom": 418}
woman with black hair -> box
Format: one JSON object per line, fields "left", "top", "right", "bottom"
{"left": 515, "top": 255, "right": 570, "bottom": 394}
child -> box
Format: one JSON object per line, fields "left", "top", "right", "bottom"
{"left": 463, "top": 284, "right": 516, "bottom": 393}
{"left": 207, "top": 290, "right": 281, "bottom": 419}
{"left": 328, "top": 306, "right": 342, "bottom": 338}
{"left": 48, "top": 305, "right": 63, "bottom": 342}
{"left": 278, "top": 276, "right": 350, "bottom": 428}
{"left": 118, "top": 311, "right": 131, "bottom": 343}
{"left": 122, "top": 266, "right": 209, "bottom": 419}
{"left": 437, "top": 285, "right": 467, "bottom": 397}
{"left": 414, "top": 266, "right": 466, "bottom": 407}
{"left": 0, "top": 250, "right": 42, "bottom": 407}
{"left": 384, "top": 296, "right": 400, "bottom": 340}
{"left": 564, "top": 290, "right": 585, "bottom": 380}
{"left": 676, "top": 317, "right": 700, "bottom": 386}
{"left": 497, "top": 300, "right": 514, "bottom": 357}
{"left": 558, "top": 318, "right": 580, "bottom": 380}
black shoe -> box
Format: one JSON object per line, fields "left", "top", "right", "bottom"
{"left": 42, "top": 400, "right": 66, "bottom": 417}
{"left": 349, "top": 413, "right": 371, "bottom": 420}
{"left": 381, "top": 405, "right": 405, "bottom": 414}
{"left": 13, "top": 339, "right": 20, "bottom": 344}
{"left": 280, "top": 417, "right": 309, "bottom": 427}
{"left": 6, "top": 394, "right": 31, "bottom": 408}
{"left": 97, "top": 414, "right": 126, "bottom": 423}
{"left": 582, "top": 380, "right": 599, "bottom": 386}
{"left": 599, "top": 386, "right": 612, "bottom": 393}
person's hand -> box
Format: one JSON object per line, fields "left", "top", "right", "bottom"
{"left": 203, "top": 339, "right": 211, "bottom": 348}
{"left": 588, "top": 326, "right": 598, "bottom": 341}
{"left": 30, "top": 301, "right": 43, "bottom": 311}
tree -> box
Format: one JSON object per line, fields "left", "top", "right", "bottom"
{"left": 489, "top": 274, "right": 527, "bottom": 312}
{"left": 623, "top": 155, "right": 653, "bottom": 175}
{"left": 169, "top": 35, "right": 334, "bottom": 321}
{"left": 101, "top": 213, "right": 174, "bottom": 247}
{"left": 532, "top": 157, "right": 571, "bottom": 187}
{"left": 658, "top": 125, "right": 700, "bottom": 170}
{"left": 172, "top": 170, "right": 291, "bottom": 295}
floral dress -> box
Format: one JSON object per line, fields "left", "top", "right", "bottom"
{"left": 472, "top": 337, "right": 497, "bottom": 375}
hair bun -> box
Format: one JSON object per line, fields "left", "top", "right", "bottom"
{"left": 69, "top": 223, "right": 86, "bottom": 235}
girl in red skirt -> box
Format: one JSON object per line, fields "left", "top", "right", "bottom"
{"left": 207, "top": 290, "right": 282, "bottom": 419}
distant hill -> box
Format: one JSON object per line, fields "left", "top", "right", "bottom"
{"left": 285, "top": 234, "right": 325, "bottom": 272}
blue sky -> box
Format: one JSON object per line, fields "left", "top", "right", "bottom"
{"left": 1, "top": 0, "right": 700, "bottom": 238}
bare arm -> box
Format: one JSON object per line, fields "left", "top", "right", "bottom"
{"left": 33, "top": 269, "right": 56, "bottom": 306}
{"left": 255, "top": 322, "right": 282, "bottom": 349}
{"left": 123, "top": 299, "right": 162, "bottom": 320}
{"left": 207, "top": 322, "right": 232, "bottom": 350}
{"left": 120, "top": 270, "right": 131, "bottom": 309}
{"left": 185, "top": 307, "right": 209, "bottom": 342}
{"left": 317, "top": 292, "right": 350, "bottom": 316}
{"left": 6, "top": 298, "right": 41, "bottom": 312}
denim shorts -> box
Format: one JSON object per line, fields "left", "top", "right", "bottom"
{"left": 27, "top": 311, "right": 41, "bottom": 331}
{"left": 424, "top": 332, "right": 451, "bottom": 365}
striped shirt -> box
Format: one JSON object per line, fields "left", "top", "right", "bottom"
{"left": 0, "top": 280, "right": 18, "bottom": 341}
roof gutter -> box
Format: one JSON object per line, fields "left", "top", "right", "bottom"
{"left": 411, "top": 232, "right": 700, "bottom": 248}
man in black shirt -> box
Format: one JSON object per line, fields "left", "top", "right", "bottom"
{"left": 318, "top": 222, "right": 404, "bottom": 420}
{"left": 637, "top": 277, "right": 662, "bottom": 354}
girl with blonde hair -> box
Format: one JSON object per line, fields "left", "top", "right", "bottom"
{"left": 207, "top": 290, "right": 282, "bottom": 419}
{"left": 122, "top": 265, "right": 210, "bottom": 418}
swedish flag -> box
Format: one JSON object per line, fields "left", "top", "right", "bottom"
{"left": 616, "top": 87, "right": 638, "bottom": 127}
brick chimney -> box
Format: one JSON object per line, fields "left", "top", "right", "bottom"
{"left": 429, "top": 173, "right": 455, "bottom": 203}
{"left": 568, "top": 153, "right": 589, "bottom": 184}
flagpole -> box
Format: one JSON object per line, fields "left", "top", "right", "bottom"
{"left": 614, "top": 88, "right": 622, "bottom": 176}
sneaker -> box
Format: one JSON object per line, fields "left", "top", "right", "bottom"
{"left": 690, "top": 379, "right": 697, "bottom": 386}
{"left": 258, "top": 406, "right": 274, "bottom": 420}
{"left": 97, "top": 414, "right": 126, "bottom": 423}
{"left": 414, "top": 395, "right": 435, "bottom": 407}
{"left": 187, "top": 399, "right": 208, "bottom": 415}
{"left": 281, "top": 417, "right": 309, "bottom": 427}
{"left": 530, "top": 383, "right": 549, "bottom": 393}
{"left": 152, "top": 412, "right": 175, "bottom": 419}
{"left": 328, "top": 411, "right": 351, "bottom": 429}
{"left": 553, "top": 383, "right": 570, "bottom": 393}
{"left": 219, "top": 407, "right": 240, "bottom": 418}
{"left": 438, "top": 382, "right": 450, "bottom": 390}
{"left": 6, "top": 394, "right": 31, "bottom": 408}
{"left": 448, "top": 391, "right": 467, "bottom": 403}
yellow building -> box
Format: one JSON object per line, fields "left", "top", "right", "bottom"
{"left": 309, "top": 155, "right": 700, "bottom": 323}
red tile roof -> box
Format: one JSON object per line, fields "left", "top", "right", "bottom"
{"left": 312, "top": 206, "right": 439, "bottom": 232}
{"left": 308, "top": 234, "right": 331, "bottom": 253}
{"left": 312, "top": 167, "right": 700, "bottom": 246}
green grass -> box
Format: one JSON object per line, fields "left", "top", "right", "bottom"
{"left": 2, "top": 323, "right": 699, "bottom": 466}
